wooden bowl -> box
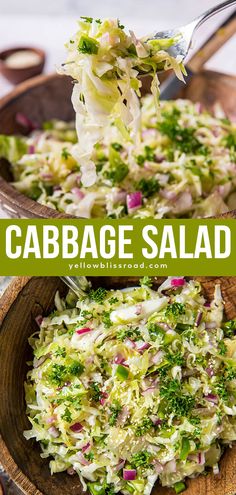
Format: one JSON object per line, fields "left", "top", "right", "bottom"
{"left": 1, "top": 276, "right": 236, "bottom": 495}
{"left": 0, "top": 71, "right": 236, "bottom": 219}
{"left": 0, "top": 47, "right": 45, "bottom": 85}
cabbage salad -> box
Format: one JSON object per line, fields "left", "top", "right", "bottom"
{"left": 2, "top": 98, "right": 236, "bottom": 218}
{"left": 59, "top": 17, "right": 185, "bottom": 186}
{"left": 24, "top": 277, "right": 236, "bottom": 495}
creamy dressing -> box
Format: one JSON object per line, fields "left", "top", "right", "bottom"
{"left": 5, "top": 50, "right": 42, "bottom": 69}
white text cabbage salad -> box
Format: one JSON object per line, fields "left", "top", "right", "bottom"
{"left": 59, "top": 17, "right": 185, "bottom": 186}
{"left": 1, "top": 98, "right": 236, "bottom": 218}
{"left": 24, "top": 277, "right": 236, "bottom": 495}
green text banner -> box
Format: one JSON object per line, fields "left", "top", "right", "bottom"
{"left": 0, "top": 219, "right": 235, "bottom": 276}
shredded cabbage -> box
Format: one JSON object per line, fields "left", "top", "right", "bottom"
{"left": 6, "top": 99, "right": 236, "bottom": 218}
{"left": 24, "top": 277, "right": 236, "bottom": 495}
{"left": 58, "top": 17, "right": 185, "bottom": 186}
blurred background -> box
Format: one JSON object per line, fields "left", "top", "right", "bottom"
{"left": 0, "top": 0, "right": 236, "bottom": 97}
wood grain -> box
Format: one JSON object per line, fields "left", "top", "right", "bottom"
{"left": 1, "top": 276, "right": 236, "bottom": 495}
{"left": 0, "top": 71, "right": 236, "bottom": 219}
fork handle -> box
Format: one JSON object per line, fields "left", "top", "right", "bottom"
{"left": 196, "top": 0, "right": 236, "bottom": 29}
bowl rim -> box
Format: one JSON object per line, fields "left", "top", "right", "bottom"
{"left": 1, "top": 276, "right": 236, "bottom": 494}
{"left": 0, "top": 46, "right": 46, "bottom": 71}
{"left": 0, "top": 71, "right": 236, "bottom": 220}
{"left": 0, "top": 276, "right": 43, "bottom": 495}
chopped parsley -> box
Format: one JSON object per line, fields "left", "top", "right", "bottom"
{"left": 61, "top": 147, "right": 71, "bottom": 160}
{"left": 135, "top": 177, "right": 160, "bottom": 198}
{"left": 80, "top": 16, "right": 101, "bottom": 24}
{"left": 223, "top": 319, "right": 236, "bottom": 338}
{"left": 135, "top": 417, "right": 153, "bottom": 437}
{"left": 111, "top": 142, "right": 123, "bottom": 151}
{"left": 61, "top": 407, "right": 72, "bottom": 423}
{"left": 158, "top": 108, "right": 209, "bottom": 155}
{"left": 54, "top": 346, "right": 66, "bottom": 358}
{"left": 102, "top": 311, "right": 112, "bottom": 328}
{"left": 78, "top": 35, "right": 99, "bottom": 55}
{"left": 147, "top": 322, "right": 165, "bottom": 341}
{"left": 90, "top": 382, "right": 102, "bottom": 402}
{"left": 139, "top": 276, "right": 153, "bottom": 287}
{"left": 165, "top": 302, "right": 186, "bottom": 319}
{"left": 89, "top": 287, "right": 108, "bottom": 303}
{"left": 48, "top": 364, "right": 67, "bottom": 386}
{"left": 117, "top": 326, "right": 141, "bottom": 341}
{"left": 84, "top": 451, "right": 95, "bottom": 461}
{"left": 68, "top": 361, "right": 85, "bottom": 377}
{"left": 160, "top": 379, "right": 195, "bottom": 418}
{"left": 108, "top": 297, "right": 119, "bottom": 305}
{"left": 166, "top": 350, "right": 185, "bottom": 367}
{"left": 131, "top": 450, "right": 151, "bottom": 469}
{"left": 109, "top": 401, "right": 122, "bottom": 426}
{"left": 218, "top": 340, "right": 227, "bottom": 356}
{"left": 104, "top": 162, "right": 129, "bottom": 185}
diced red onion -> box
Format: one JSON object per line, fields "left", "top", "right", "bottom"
{"left": 195, "top": 311, "right": 203, "bottom": 327}
{"left": 123, "top": 469, "right": 137, "bottom": 481}
{"left": 100, "top": 392, "right": 108, "bottom": 406}
{"left": 135, "top": 341, "right": 151, "bottom": 352}
{"left": 48, "top": 426, "right": 60, "bottom": 438}
{"left": 28, "top": 144, "right": 35, "bottom": 154}
{"left": 41, "top": 173, "right": 53, "bottom": 180}
{"left": 195, "top": 102, "right": 203, "bottom": 114}
{"left": 144, "top": 162, "right": 153, "bottom": 171}
{"left": 164, "top": 459, "right": 176, "bottom": 474}
{"left": 77, "top": 452, "right": 89, "bottom": 466}
{"left": 114, "top": 354, "right": 125, "bottom": 365}
{"left": 111, "top": 190, "right": 127, "bottom": 204}
{"left": 198, "top": 452, "right": 205, "bottom": 465}
{"left": 56, "top": 381, "right": 71, "bottom": 391}
{"left": 154, "top": 154, "right": 165, "bottom": 163}
{"left": 76, "top": 327, "right": 92, "bottom": 335}
{"left": 153, "top": 460, "right": 164, "bottom": 474}
{"left": 67, "top": 467, "right": 76, "bottom": 475}
{"left": 150, "top": 415, "right": 162, "bottom": 426}
{"left": 70, "top": 422, "right": 83, "bottom": 432}
{"left": 76, "top": 175, "right": 81, "bottom": 186}
{"left": 53, "top": 185, "right": 62, "bottom": 192}
{"left": 127, "top": 192, "right": 142, "bottom": 212}
{"left": 204, "top": 302, "right": 211, "bottom": 308}
{"left": 117, "top": 406, "right": 130, "bottom": 425}
{"left": 205, "top": 394, "right": 218, "bottom": 404}
{"left": 16, "top": 112, "right": 38, "bottom": 132}
{"left": 46, "top": 415, "right": 56, "bottom": 424}
{"left": 206, "top": 367, "right": 214, "bottom": 378}
{"left": 172, "top": 191, "right": 192, "bottom": 214}
{"left": 152, "top": 350, "right": 164, "bottom": 365}
{"left": 35, "top": 314, "right": 43, "bottom": 327}
{"left": 142, "top": 386, "right": 156, "bottom": 396}
{"left": 160, "top": 190, "right": 177, "bottom": 200}
{"left": 85, "top": 355, "right": 94, "bottom": 365}
{"left": 72, "top": 187, "right": 85, "bottom": 200}
{"left": 125, "top": 338, "right": 136, "bottom": 349}
{"left": 135, "top": 304, "right": 142, "bottom": 315}
{"left": 81, "top": 442, "right": 91, "bottom": 453}
{"left": 141, "top": 128, "right": 156, "bottom": 138}
{"left": 115, "top": 459, "right": 125, "bottom": 471}
{"left": 171, "top": 277, "right": 185, "bottom": 287}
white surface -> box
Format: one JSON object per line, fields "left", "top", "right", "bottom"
{"left": 0, "top": 1, "right": 236, "bottom": 97}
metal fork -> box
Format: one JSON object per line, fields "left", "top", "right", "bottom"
{"left": 60, "top": 276, "right": 91, "bottom": 297}
{"left": 143, "top": 0, "right": 236, "bottom": 64}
